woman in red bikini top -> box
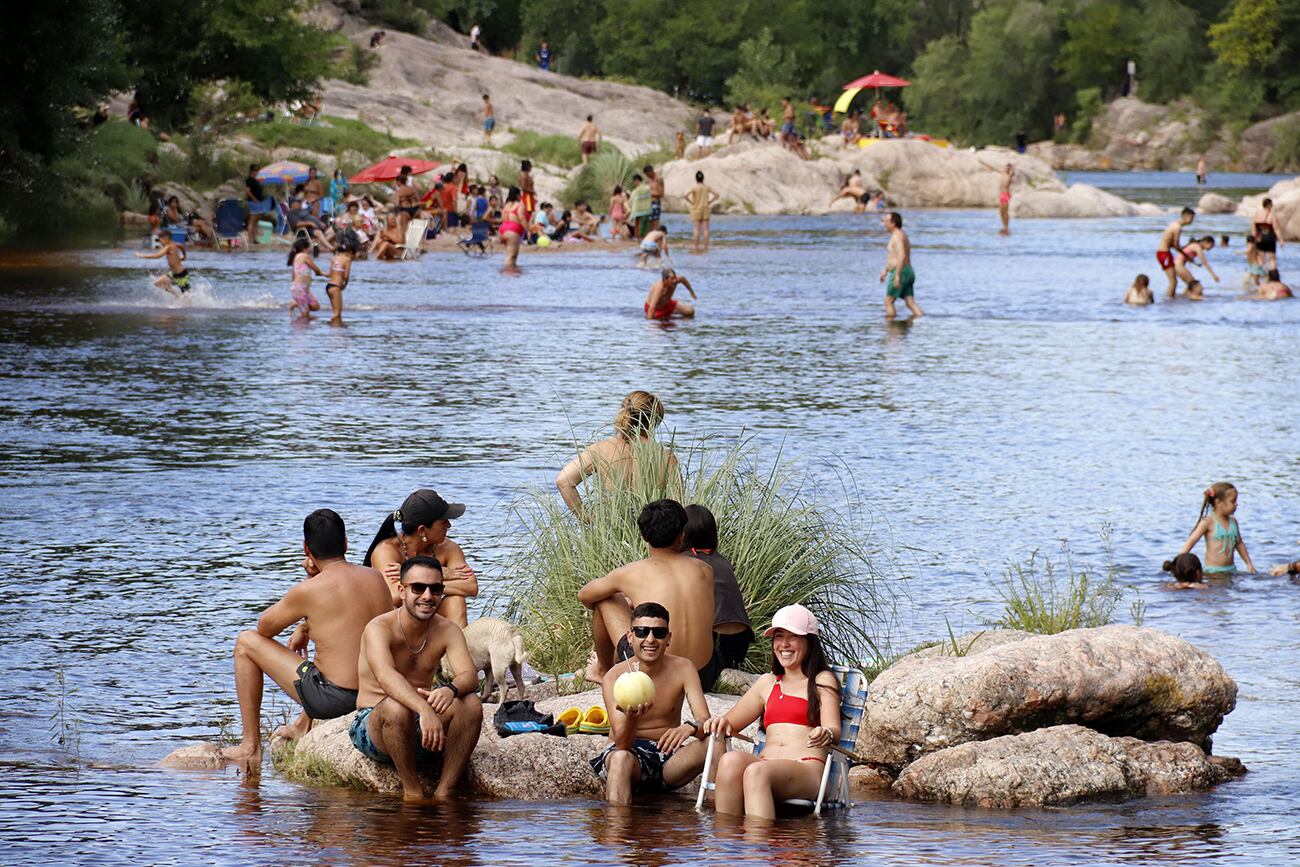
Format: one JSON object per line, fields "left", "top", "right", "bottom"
{"left": 702, "top": 604, "right": 842, "bottom": 819}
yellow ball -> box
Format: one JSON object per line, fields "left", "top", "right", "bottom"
{"left": 536, "top": 235, "right": 551, "bottom": 247}
{"left": 613, "top": 670, "right": 655, "bottom": 709}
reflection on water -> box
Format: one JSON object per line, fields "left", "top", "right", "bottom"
{"left": 0, "top": 172, "right": 1297, "bottom": 864}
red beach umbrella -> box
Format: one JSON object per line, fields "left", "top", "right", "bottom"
{"left": 842, "top": 71, "right": 911, "bottom": 90}
{"left": 349, "top": 156, "right": 440, "bottom": 184}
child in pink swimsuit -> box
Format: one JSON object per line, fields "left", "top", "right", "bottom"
{"left": 287, "top": 238, "right": 323, "bottom": 318}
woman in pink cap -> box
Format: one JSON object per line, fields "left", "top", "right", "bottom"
{"left": 702, "top": 603, "right": 841, "bottom": 818}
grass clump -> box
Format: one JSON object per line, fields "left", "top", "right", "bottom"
{"left": 990, "top": 530, "right": 1127, "bottom": 635}
{"left": 272, "top": 739, "right": 365, "bottom": 789}
{"left": 502, "top": 433, "right": 891, "bottom": 675}
{"left": 242, "top": 115, "right": 417, "bottom": 161}
{"left": 560, "top": 148, "right": 635, "bottom": 208}
{"left": 502, "top": 130, "right": 623, "bottom": 170}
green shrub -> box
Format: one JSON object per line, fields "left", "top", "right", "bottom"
{"left": 242, "top": 115, "right": 417, "bottom": 161}
{"left": 990, "top": 532, "right": 1127, "bottom": 634}
{"left": 1268, "top": 118, "right": 1300, "bottom": 171}
{"left": 560, "top": 148, "right": 635, "bottom": 208}
{"left": 502, "top": 130, "right": 621, "bottom": 170}
{"left": 331, "top": 40, "right": 380, "bottom": 86}
{"left": 80, "top": 121, "right": 157, "bottom": 179}
{"left": 502, "top": 434, "right": 892, "bottom": 676}
{"left": 1070, "top": 87, "right": 1103, "bottom": 146}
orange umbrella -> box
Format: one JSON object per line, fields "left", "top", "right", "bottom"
{"left": 349, "top": 156, "right": 440, "bottom": 184}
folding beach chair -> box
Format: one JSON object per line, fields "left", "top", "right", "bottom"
{"left": 696, "top": 664, "right": 867, "bottom": 816}
{"left": 458, "top": 221, "right": 491, "bottom": 257}
{"left": 213, "top": 198, "right": 247, "bottom": 250}
{"left": 398, "top": 218, "right": 429, "bottom": 259}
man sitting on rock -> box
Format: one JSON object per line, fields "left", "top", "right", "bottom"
{"left": 578, "top": 499, "right": 720, "bottom": 690}
{"left": 222, "top": 509, "right": 392, "bottom": 762}
{"left": 591, "top": 602, "right": 713, "bottom": 806}
{"left": 349, "top": 556, "right": 483, "bottom": 801}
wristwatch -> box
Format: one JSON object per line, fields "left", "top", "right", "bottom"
{"left": 442, "top": 682, "right": 462, "bottom": 699}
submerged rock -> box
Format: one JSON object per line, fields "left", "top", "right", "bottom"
{"left": 160, "top": 742, "right": 227, "bottom": 770}
{"left": 892, "top": 724, "right": 1245, "bottom": 807}
{"left": 860, "top": 625, "right": 1237, "bottom": 770}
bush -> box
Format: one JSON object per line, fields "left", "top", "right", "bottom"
{"left": 242, "top": 116, "right": 418, "bottom": 160}
{"left": 79, "top": 121, "right": 158, "bottom": 180}
{"left": 1268, "top": 118, "right": 1300, "bottom": 171}
{"left": 1071, "top": 87, "right": 1103, "bottom": 146}
{"left": 331, "top": 40, "right": 380, "bottom": 86}
{"left": 990, "top": 531, "right": 1127, "bottom": 634}
{"left": 502, "top": 433, "right": 891, "bottom": 676}
{"left": 560, "top": 148, "right": 635, "bottom": 208}
{"left": 502, "top": 130, "right": 621, "bottom": 170}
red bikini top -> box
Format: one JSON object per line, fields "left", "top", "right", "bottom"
{"left": 762, "top": 677, "right": 809, "bottom": 727}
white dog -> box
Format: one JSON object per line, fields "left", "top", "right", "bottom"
{"left": 455, "top": 617, "right": 528, "bottom": 703}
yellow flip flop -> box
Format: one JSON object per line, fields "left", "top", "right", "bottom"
{"left": 578, "top": 705, "right": 609, "bottom": 735}
{"left": 557, "top": 706, "right": 583, "bottom": 735}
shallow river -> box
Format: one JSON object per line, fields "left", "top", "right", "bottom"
{"left": 0, "top": 171, "right": 1297, "bottom": 865}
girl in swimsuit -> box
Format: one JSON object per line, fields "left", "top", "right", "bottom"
{"left": 1177, "top": 482, "right": 1255, "bottom": 574}
{"left": 287, "top": 238, "right": 323, "bottom": 319}
{"left": 703, "top": 604, "right": 841, "bottom": 819}
{"left": 499, "top": 186, "right": 526, "bottom": 273}
{"left": 608, "top": 186, "right": 628, "bottom": 240}
{"left": 325, "top": 231, "right": 359, "bottom": 326}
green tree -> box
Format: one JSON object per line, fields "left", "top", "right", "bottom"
{"left": 426, "top": 0, "right": 523, "bottom": 52}
{"left": 1207, "top": 0, "right": 1300, "bottom": 109}
{"left": 1135, "top": 0, "right": 1208, "bottom": 103}
{"left": 724, "top": 29, "right": 798, "bottom": 111}
{"left": 1056, "top": 0, "right": 1140, "bottom": 92}
{"left": 907, "top": 35, "right": 971, "bottom": 137}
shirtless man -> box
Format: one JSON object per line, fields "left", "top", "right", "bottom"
{"left": 519, "top": 160, "right": 536, "bottom": 223}
{"left": 1176, "top": 235, "right": 1219, "bottom": 299}
{"left": 645, "top": 166, "right": 665, "bottom": 231}
{"left": 780, "top": 97, "right": 797, "bottom": 149}
{"left": 349, "top": 556, "right": 483, "bottom": 801}
{"left": 728, "top": 106, "right": 747, "bottom": 145}
{"left": 880, "top": 211, "right": 923, "bottom": 319}
{"left": 1157, "top": 207, "right": 1195, "bottom": 297}
{"left": 998, "top": 163, "right": 1013, "bottom": 236}
{"left": 221, "top": 509, "right": 392, "bottom": 761}
{"left": 134, "top": 235, "right": 192, "bottom": 296}
{"left": 394, "top": 166, "right": 421, "bottom": 236}
{"left": 644, "top": 268, "right": 696, "bottom": 320}
{"left": 829, "top": 170, "right": 867, "bottom": 213}
{"left": 578, "top": 499, "right": 720, "bottom": 689}
{"left": 304, "top": 167, "right": 324, "bottom": 217}
{"left": 482, "top": 94, "right": 495, "bottom": 144}
{"left": 578, "top": 115, "right": 600, "bottom": 165}
{"left": 590, "top": 602, "right": 713, "bottom": 806}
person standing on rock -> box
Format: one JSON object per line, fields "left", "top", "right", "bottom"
{"left": 1252, "top": 198, "right": 1282, "bottom": 272}
{"left": 481, "top": 94, "right": 495, "bottom": 144}
{"left": 1157, "top": 208, "right": 1195, "bottom": 297}
{"left": 780, "top": 97, "right": 797, "bottom": 149}
{"left": 221, "top": 509, "right": 392, "bottom": 763}
{"left": 880, "top": 212, "right": 923, "bottom": 319}
{"left": 536, "top": 40, "right": 554, "bottom": 71}
{"left": 685, "top": 172, "right": 719, "bottom": 253}
{"left": 646, "top": 165, "right": 665, "bottom": 231}
{"left": 590, "top": 602, "right": 713, "bottom": 806}
{"left": 349, "top": 556, "right": 484, "bottom": 801}
{"left": 998, "top": 163, "right": 1014, "bottom": 236}
{"left": 578, "top": 115, "right": 600, "bottom": 165}
{"left": 696, "top": 108, "right": 716, "bottom": 157}
{"left": 469, "top": 22, "right": 482, "bottom": 52}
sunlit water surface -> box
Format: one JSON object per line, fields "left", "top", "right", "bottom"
{"left": 1, "top": 172, "right": 1297, "bottom": 864}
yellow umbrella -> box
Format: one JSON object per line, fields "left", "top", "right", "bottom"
{"left": 833, "top": 88, "right": 862, "bottom": 115}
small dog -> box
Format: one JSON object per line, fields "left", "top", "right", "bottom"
{"left": 456, "top": 617, "right": 528, "bottom": 703}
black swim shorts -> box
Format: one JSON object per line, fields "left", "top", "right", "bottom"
{"left": 295, "top": 660, "right": 359, "bottom": 720}
{"left": 590, "top": 738, "right": 683, "bottom": 793}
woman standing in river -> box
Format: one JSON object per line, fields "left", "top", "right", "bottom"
{"left": 556, "top": 391, "right": 681, "bottom": 518}
{"left": 1252, "top": 198, "right": 1283, "bottom": 272}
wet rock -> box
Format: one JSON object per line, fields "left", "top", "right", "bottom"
{"left": 160, "top": 742, "right": 227, "bottom": 770}
{"left": 1012, "top": 183, "right": 1163, "bottom": 218}
{"left": 860, "top": 625, "right": 1237, "bottom": 770}
{"left": 274, "top": 687, "right": 750, "bottom": 799}
{"left": 1197, "top": 193, "right": 1237, "bottom": 214}
{"left": 892, "top": 724, "right": 1244, "bottom": 807}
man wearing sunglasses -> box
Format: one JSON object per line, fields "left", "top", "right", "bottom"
{"left": 350, "top": 556, "right": 483, "bottom": 801}
{"left": 222, "top": 509, "right": 392, "bottom": 763}
{"left": 591, "top": 602, "right": 713, "bottom": 805}
{"left": 578, "top": 499, "right": 720, "bottom": 690}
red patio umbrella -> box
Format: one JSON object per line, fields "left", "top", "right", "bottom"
{"left": 843, "top": 71, "right": 911, "bottom": 90}
{"left": 349, "top": 156, "right": 440, "bottom": 184}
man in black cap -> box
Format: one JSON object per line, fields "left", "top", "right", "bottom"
{"left": 222, "top": 509, "right": 392, "bottom": 762}
{"left": 363, "top": 488, "right": 478, "bottom": 627}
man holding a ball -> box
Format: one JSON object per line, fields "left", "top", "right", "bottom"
{"left": 589, "top": 602, "right": 713, "bottom": 806}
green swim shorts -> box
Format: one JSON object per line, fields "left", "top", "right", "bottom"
{"left": 886, "top": 264, "right": 915, "bottom": 298}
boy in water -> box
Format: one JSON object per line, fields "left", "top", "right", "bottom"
{"left": 880, "top": 211, "right": 923, "bottom": 319}
{"left": 638, "top": 226, "right": 669, "bottom": 268}
{"left": 644, "top": 269, "right": 696, "bottom": 320}
{"left": 135, "top": 235, "right": 192, "bottom": 296}
{"left": 591, "top": 602, "right": 713, "bottom": 806}
{"left": 1157, "top": 208, "right": 1195, "bottom": 297}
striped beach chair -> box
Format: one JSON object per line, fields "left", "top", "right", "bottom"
{"left": 696, "top": 664, "right": 868, "bottom": 816}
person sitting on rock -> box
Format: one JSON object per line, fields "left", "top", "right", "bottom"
{"left": 590, "top": 602, "right": 713, "bottom": 806}
{"left": 702, "top": 604, "right": 841, "bottom": 819}
{"left": 578, "top": 499, "right": 719, "bottom": 689}
{"left": 349, "top": 556, "right": 483, "bottom": 801}
{"left": 221, "top": 509, "right": 392, "bottom": 762}
{"left": 683, "top": 504, "right": 753, "bottom": 671}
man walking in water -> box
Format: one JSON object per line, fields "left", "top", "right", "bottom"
{"left": 998, "top": 163, "right": 1013, "bottom": 236}
{"left": 350, "top": 557, "right": 483, "bottom": 801}
{"left": 881, "top": 211, "right": 923, "bottom": 319}
{"left": 1157, "top": 207, "right": 1195, "bottom": 297}
{"left": 222, "top": 509, "right": 392, "bottom": 762}
{"left": 578, "top": 115, "right": 600, "bottom": 165}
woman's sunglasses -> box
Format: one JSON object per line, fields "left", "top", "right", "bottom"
{"left": 631, "top": 626, "right": 669, "bottom": 639}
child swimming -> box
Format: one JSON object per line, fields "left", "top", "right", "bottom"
{"left": 1177, "top": 482, "right": 1255, "bottom": 574}
{"left": 1161, "top": 552, "right": 1205, "bottom": 588}
{"left": 134, "top": 236, "right": 192, "bottom": 296}
{"left": 1123, "top": 273, "right": 1153, "bottom": 306}
{"left": 287, "top": 238, "right": 323, "bottom": 319}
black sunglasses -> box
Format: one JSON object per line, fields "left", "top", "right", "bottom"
{"left": 404, "top": 581, "right": 444, "bottom": 597}
{"left": 631, "top": 626, "right": 668, "bottom": 639}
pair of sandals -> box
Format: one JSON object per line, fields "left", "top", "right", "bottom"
{"left": 557, "top": 706, "right": 609, "bottom": 736}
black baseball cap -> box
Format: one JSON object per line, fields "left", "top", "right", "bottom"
{"left": 398, "top": 488, "right": 465, "bottom": 526}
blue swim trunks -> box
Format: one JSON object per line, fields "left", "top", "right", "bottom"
{"left": 349, "top": 706, "right": 443, "bottom": 768}
{"left": 484, "top": 117, "right": 496, "bottom": 132}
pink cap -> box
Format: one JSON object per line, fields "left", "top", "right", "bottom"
{"left": 763, "top": 604, "right": 820, "bottom": 637}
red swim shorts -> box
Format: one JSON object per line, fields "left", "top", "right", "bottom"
{"left": 645, "top": 299, "right": 677, "bottom": 320}
{"left": 1156, "top": 250, "right": 1175, "bottom": 270}
{"left": 999, "top": 191, "right": 1011, "bottom": 205}
{"left": 581, "top": 140, "right": 597, "bottom": 155}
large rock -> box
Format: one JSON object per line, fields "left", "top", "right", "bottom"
{"left": 1237, "top": 176, "right": 1300, "bottom": 241}
{"left": 1198, "top": 193, "right": 1237, "bottom": 214}
{"left": 661, "top": 142, "right": 852, "bottom": 215}
{"left": 842, "top": 141, "right": 1064, "bottom": 208}
{"left": 1012, "top": 183, "right": 1163, "bottom": 218}
{"left": 273, "top": 687, "right": 752, "bottom": 799}
{"left": 860, "top": 625, "right": 1237, "bottom": 770}
{"left": 892, "top": 724, "right": 1245, "bottom": 808}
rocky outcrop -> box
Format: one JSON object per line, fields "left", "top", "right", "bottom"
{"left": 1198, "top": 193, "right": 1237, "bottom": 214}
{"left": 1237, "top": 177, "right": 1300, "bottom": 241}
{"left": 1011, "top": 184, "right": 1163, "bottom": 218}
{"left": 860, "top": 625, "right": 1237, "bottom": 770}
{"left": 892, "top": 724, "right": 1246, "bottom": 807}
{"left": 894, "top": 629, "right": 1034, "bottom": 665}
{"left": 271, "top": 688, "right": 753, "bottom": 799}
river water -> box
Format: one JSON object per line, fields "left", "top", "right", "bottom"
{"left": 0, "top": 171, "right": 1296, "bottom": 865}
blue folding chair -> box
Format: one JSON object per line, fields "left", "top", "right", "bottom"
{"left": 458, "top": 220, "right": 492, "bottom": 257}
{"left": 697, "top": 664, "right": 868, "bottom": 816}
{"left": 213, "top": 199, "right": 246, "bottom": 250}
